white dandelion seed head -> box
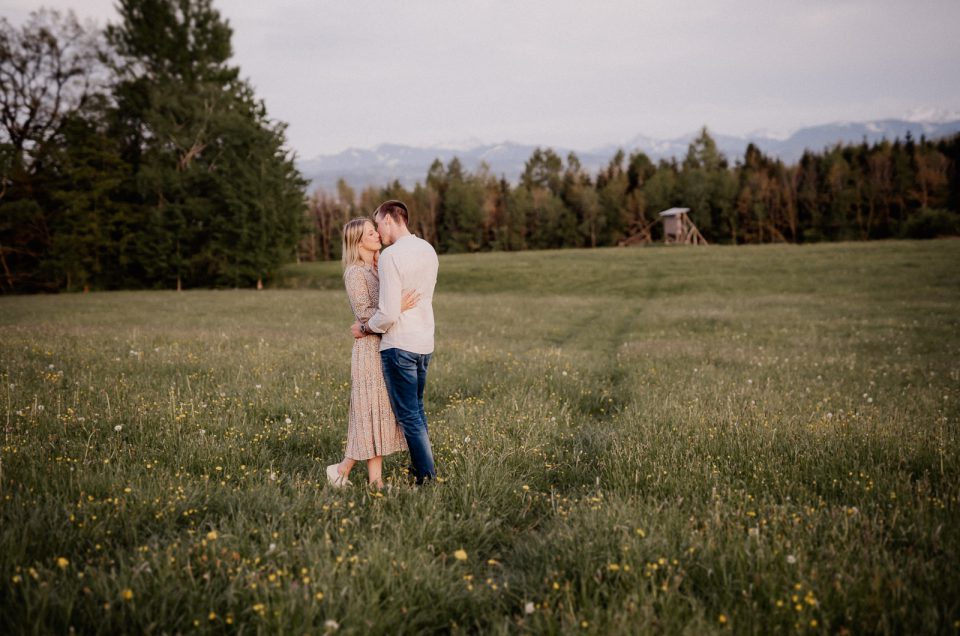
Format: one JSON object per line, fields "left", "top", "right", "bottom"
{"left": 114, "top": 425, "right": 122, "bottom": 432}
{"left": 524, "top": 601, "right": 535, "bottom": 614}
{"left": 284, "top": 417, "right": 292, "bottom": 424}
{"left": 786, "top": 555, "right": 797, "bottom": 564}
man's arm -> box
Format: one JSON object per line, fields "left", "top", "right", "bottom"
{"left": 366, "top": 252, "right": 402, "bottom": 334}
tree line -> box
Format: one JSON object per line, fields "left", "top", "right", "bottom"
{"left": 303, "top": 128, "right": 960, "bottom": 262}
{"left": 3, "top": 4, "right": 958, "bottom": 293}
{"left": 0, "top": 1, "right": 304, "bottom": 293}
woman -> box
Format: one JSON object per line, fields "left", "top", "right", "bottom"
{"left": 327, "top": 218, "right": 418, "bottom": 489}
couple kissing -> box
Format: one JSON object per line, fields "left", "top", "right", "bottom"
{"left": 326, "top": 200, "right": 439, "bottom": 489}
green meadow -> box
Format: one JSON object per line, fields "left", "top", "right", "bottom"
{"left": 1, "top": 240, "right": 958, "bottom": 634}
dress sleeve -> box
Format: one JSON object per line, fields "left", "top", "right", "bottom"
{"left": 344, "top": 267, "right": 377, "bottom": 321}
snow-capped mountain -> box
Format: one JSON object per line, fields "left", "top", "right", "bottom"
{"left": 297, "top": 117, "right": 960, "bottom": 192}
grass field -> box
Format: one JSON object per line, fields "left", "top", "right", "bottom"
{"left": 1, "top": 240, "right": 958, "bottom": 634}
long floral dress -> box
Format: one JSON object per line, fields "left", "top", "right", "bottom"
{"left": 343, "top": 263, "right": 407, "bottom": 460}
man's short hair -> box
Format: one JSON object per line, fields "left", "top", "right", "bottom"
{"left": 375, "top": 200, "right": 409, "bottom": 226}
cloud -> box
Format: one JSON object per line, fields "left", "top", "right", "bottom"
{"left": 6, "top": 0, "right": 960, "bottom": 156}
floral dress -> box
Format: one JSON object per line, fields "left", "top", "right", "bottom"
{"left": 343, "top": 263, "right": 407, "bottom": 460}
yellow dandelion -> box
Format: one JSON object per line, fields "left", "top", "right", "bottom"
{"left": 718, "top": 614, "right": 728, "bottom": 624}
{"left": 315, "top": 591, "right": 325, "bottom": 601}
{"left": 453, "top": 549, "right": 468, "bottom": 561}
{"left": 206, "top": 530, "right": 219, "bottom": 541}
{"left": 607, "top": 563, "right": 621, "bottom": 572}
{"left": 208, "top": 612, "right": 217, "bottom": 621}
{"left": 56, "top": 557, "right": 69, "bottom": 569}
{"left": 252, "top": 603, "right": 266, "bottom": 614}
{"left": 121, "top": 588, "right": 134, "bottom": 601}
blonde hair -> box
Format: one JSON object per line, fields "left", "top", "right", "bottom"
{"left": 341, "top": 217, "right": 373, "bottom": 270}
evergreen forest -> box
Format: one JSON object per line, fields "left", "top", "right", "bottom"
{"left": 2, "top": 2, "right": 958, "bottom": 293}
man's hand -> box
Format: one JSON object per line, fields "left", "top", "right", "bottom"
{"left": 350, "top": 321, "right": 364, "bottom": 339}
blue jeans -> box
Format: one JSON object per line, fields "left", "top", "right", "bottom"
{"left": 380, "top": 348, "right": 435, "bottom": 483}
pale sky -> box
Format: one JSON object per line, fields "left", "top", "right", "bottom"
{"left": 4, "top": 0, "right": 960, "bottom": 159}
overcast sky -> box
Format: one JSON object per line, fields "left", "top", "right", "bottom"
{"left": 5, "top": 0, "right": 960, "bottom": 159}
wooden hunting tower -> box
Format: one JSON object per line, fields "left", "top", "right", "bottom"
{"left": 659, "top": 208, "right": 708, "bottom": 245}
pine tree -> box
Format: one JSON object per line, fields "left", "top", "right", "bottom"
{"left": 106, "top": 0, "right": 304, "bottom": 289}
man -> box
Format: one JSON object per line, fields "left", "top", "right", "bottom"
{"left": 351, "top": 200, "right": 439, "bottom": 484}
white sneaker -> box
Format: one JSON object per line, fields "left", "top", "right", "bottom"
{"left": 326, "top": 464, "right": 351, "bottom": 488}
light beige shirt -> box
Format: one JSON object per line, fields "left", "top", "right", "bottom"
{"left": 367, "top": 234, "right": 438, "bottom": 354}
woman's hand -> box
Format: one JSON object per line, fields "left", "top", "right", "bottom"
{"left": 401, "top": 290, "right": 421, "bottom": 312}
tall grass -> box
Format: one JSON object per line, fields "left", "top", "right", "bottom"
{"left": 1, "top": 240, "right": 958, "bottom": 634}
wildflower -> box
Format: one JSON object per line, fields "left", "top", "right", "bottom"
{"left": 718, "top": 614, "right": 728, "bottom": 624}
{"left": 121, "top": 588, "right": 134, "bottom": 601}
{"left": 114, "top": 425, "right": 122, "bottom": 432}
{"left": 315, "top": 591, "right": 325, "bottom": 601}
{"left": 324, "top": 619, "right": 339, "bottom": 631}
{"left": 524, "top": 601, "right": 535, "bottom": 614}
{"left": 208, "top": 612, "right": 217, "bottom": 621}
{"left": 786, "top": 555, "right": 797, "bottom": 564}
{"left": 206, "top": 530, "right": 219, "bottom": 541}
{"left": 453, "top": 549, "right": 468, "bottom": 561}
{"left": 57, "top": 557, "right": 69, "bottom": 569}
{"left": 284, "top": 417, "right": 292, "bottom": 424}
{"left": 252, "top": 603, "right": 266, "bottom": 615}
{"left": 607, "top": 563, "right": 621, "bottom": 572}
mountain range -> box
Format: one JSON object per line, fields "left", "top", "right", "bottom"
{"left": 297, "top": 117, "right": 960, "bottom": 192}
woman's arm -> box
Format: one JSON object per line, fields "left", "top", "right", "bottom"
{"left": 344, "top": 267, "right": 377, "bottom": 322}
